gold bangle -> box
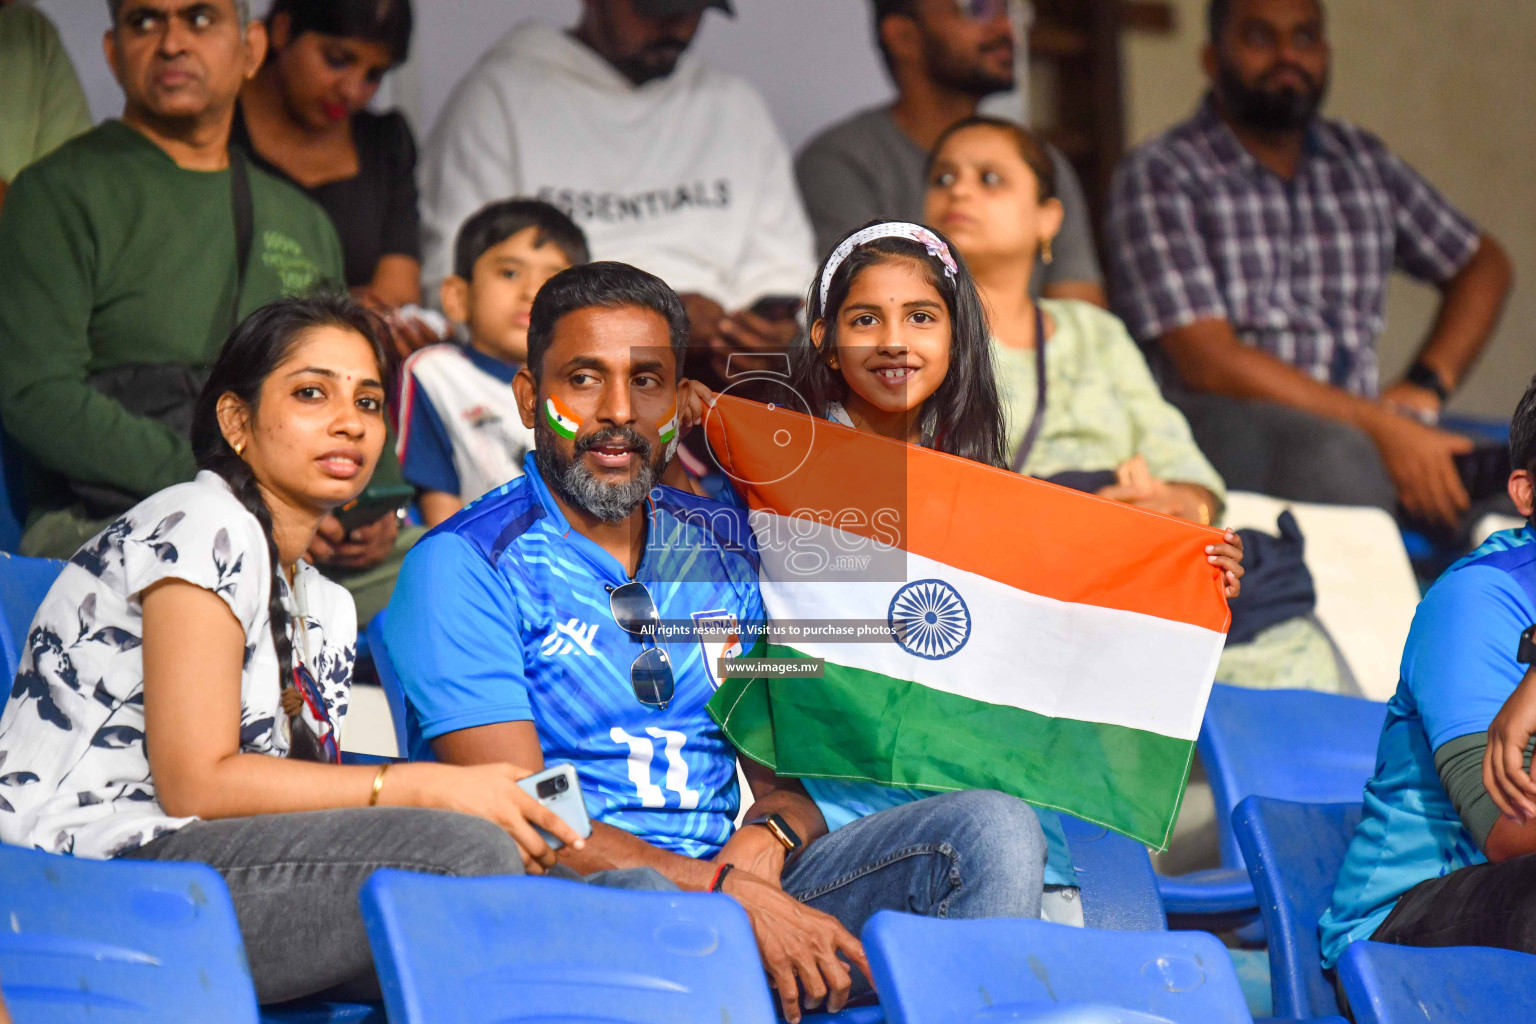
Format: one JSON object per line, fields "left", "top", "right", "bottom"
{"left": 368, "top": 763, "right": 390, "bottom": 807}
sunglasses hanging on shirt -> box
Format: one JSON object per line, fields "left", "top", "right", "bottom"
{"left": 608, "top": 581, "right": 677, "bottom": 710}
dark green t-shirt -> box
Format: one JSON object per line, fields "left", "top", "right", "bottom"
{"left": 0, "top": 119, "right": 345, "bottom": 505}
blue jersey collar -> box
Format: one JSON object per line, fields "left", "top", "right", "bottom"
{"left": 520, "top": 449, "right": 665, "bottom": 585}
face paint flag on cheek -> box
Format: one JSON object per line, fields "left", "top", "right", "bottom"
{"left": 545, "top": 395, "right": 581, "bottom": 440}
{"left": 658, "top": 400, "right": 679, "bottom": 445}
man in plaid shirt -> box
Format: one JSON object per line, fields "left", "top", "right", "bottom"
{"left": 1108, "top": 0, "right": 1512, "bottom": 529}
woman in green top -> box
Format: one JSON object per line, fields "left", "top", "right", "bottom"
{"left": 924, "top": 116, "right": 1343, "bottom": 692}
{"left": 924, "top": 116, "right": 1225, "bottom": 523}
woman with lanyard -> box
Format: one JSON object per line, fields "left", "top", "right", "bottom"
{"left": 924, "top": 116, "right": 1226, "bottom": 521}
{"left": 0, "top": 296, "right": 647, "bottom": 1006}
{"left": 925, "top": 118, "right": 1343, "bottom": 693}
{"left": 234, "top": 0, "right": 438, "bottom": 350}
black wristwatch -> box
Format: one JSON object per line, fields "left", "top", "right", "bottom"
{"left": 743, "top": 812, "right": 803, "bottom": 857}
{"left": 1405, "top": 360, "right": 1451, "bottom": 403}
{"left": 1518, "top": 625, "right": 1536, "bottom": 665}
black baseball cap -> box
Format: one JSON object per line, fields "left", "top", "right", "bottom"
{"left": 632, "top": 0, "right": 734, "bottom": 16}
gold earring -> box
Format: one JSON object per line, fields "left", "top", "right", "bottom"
{"left": 1040, "top": 237, "right": 1054, "bottom": 266}
{"left": 233, "top": 441, "right": 245, "bottom": 456}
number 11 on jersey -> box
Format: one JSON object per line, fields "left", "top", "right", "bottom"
{"left": 611, "top": 726, "right": 701, "bottom": 809}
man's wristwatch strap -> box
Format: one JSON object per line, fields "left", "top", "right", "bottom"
{"left": 1406, "top": 360, "right": 1451, "bottom": 403}
{"left": 743, "top": 812, "right": 803, "bottom": 855}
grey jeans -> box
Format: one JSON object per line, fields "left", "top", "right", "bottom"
{"left": 121, "top": 807, "right": 669, "bottom": 1004}
{"left": 1169, "top": 390, "right": 1397, "bottom": 511}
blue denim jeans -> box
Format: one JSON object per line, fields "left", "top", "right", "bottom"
{"left": 123, "top": 807, "right": 670, "bottom": 1004}
{"left": 780, "top": 788, "right": 1047, "bottom": 994}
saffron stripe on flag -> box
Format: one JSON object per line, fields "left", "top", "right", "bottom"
{"left": 704, "top": 394, "right": 1231, "bottom": 631}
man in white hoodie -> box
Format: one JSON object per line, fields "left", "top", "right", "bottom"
{"left": 420, "top": 0, "right": 815, "bottom": 371}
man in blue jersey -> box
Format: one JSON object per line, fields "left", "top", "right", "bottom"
{"left": 385, "top": 261, "right": 1047, "bottom": 1021}
{"left": 1320, "top": 373, "right": 1536, "bottom": 968}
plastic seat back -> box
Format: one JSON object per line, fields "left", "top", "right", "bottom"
{"left": 1201, "top": 684, "right": 1385, "bottom": 870}
{"left": 364, "top": 610, "right": 411, "bottom": 759}
{"left": 359, "top": 871, "right": 777, "bottom": 1024}
{"left": 1158, "top": 686, "right": 1384, "bottom": 922}
{"left": 0, "top": 553, "right": 66, "bottom": 682}
{"left": 1338, "top": 940, "right": 1536, "bottom": 1023}
{"left": 260, "top": 1002, "right": 386, "bottom": 1023}
{"left": 0, "top": 843, "right": 259, "bottom": 1023}
{"left": 1061, "top": 814, "right": 1167, "bottom": 931}
{"left": 862, "top": 910, "right": 1252, "bottom": 1024}
{"left": 1231, "top": 797, "right": 1362, "bottom": 1019}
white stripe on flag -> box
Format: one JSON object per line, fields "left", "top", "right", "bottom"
{"left": 755, "top": 517, "right": 1225, "bottom": 743}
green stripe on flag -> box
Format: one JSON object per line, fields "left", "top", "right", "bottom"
{"left": 707, "top": 645, "right": 1193, "bottom": 850}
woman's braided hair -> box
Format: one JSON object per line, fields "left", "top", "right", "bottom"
{"left": 190, "top": 294, "right": 394, "bottom": 701}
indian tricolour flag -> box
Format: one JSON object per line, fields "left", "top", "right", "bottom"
{"left": 702, "top": 395, "right": 1231, "bottom": 849}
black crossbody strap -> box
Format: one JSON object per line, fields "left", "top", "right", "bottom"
{"left": 229, "top": 147, "right": 255, "bottom": 333}
{"left": 1009, "top": 304, "right": 1050, "bottom": 475}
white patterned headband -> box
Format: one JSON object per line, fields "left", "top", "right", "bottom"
{"left": 818, "top": 222, "right": 959, "bottom": 311}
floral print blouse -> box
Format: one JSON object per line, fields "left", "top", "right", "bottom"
{"left": 0, "top": 472, "right": 355, "bottom": 858}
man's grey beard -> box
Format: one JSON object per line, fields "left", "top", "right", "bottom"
{"left": 535, "top": 423, "right": 662, "bottom": 523}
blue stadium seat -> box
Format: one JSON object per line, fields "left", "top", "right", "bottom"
{"left": 862, "top": 910, "right": 1253, "bottom": 1024}
{"left": 0, "top": 842, "right": 260, "bottom": 1023}
{"left": 359, "top": 871, "right": 779, "bottom": 1024}
{"left": 365, "top": 610, "right": 411, "bottom": 759}
{"left": 1159, "top": 685, "right": 1386, "bottom": 926}
{"left": 0, "top": 418, "right": 27, "bottom": 553}
{"left": 1439, "top": 414, "right": 1510, "bottom": 445}
{"left": 1231, "top": 797, "right": 1363, "bottom": 1019}
{"left": 1337, "top": 941, "right": 1536, "bottom": 1024}
{"left": 261, "top": 1002, "right": 386, "bottom": 1024}
{"left": 0, "top": 552, "right": 65, "bottom": 682}
{"left": 1060, "top": 813, "right": 1167, "bottom": 931}
{"left": 800, "top": 1009, "right": 884, "bottom": 1024}
{"left": 0, "top": 835, "right": 384, "bottom": 1024}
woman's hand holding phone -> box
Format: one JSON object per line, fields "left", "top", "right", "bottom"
{"left": 384, "top": 762, "right": 585, "bottom": 873}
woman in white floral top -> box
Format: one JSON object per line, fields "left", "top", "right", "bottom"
{"left": 0, "top": 296, "right": 639, "bottom": 1004}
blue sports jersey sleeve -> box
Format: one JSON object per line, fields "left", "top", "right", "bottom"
{"left": 384, "top": 532, "right": 533, "bottom": 758}
{"left": 1406, "top": 564, "right": 1536, "bottom": 751}
{"left": 400, "top": 372, "right": 462, "bottom": 496}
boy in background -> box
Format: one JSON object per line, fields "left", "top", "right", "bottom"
{"left": 399, "top": 200, "right": 589, "bottom": 526}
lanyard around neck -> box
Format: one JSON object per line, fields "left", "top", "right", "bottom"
{"left": 1009, "top": 304, "right": 1049, "bottom": 475}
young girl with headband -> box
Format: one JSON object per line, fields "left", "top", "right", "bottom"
{"left": 792, "top": 219, "right": 1242, "bottom": 594}
{"left": 676, "top": 221, "right": 1244, "bottom": 923}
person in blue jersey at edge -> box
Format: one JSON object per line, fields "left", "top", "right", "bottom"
{"left": 1319, "top": 372, "right": 1536, "bottom": 967}
{"left": 383, "top": 261, "right": 1048, "bottom": 1022}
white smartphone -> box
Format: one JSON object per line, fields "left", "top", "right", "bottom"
{"left": 516, "top": 763, "right": 593, "bottom": 850}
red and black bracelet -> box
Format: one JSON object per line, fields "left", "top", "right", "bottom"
{"left": 708, "top": 862, "right": 735, "bottom": 893}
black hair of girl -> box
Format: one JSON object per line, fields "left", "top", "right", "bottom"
{"left": 792, "top": 224, "right": 1009, "bottom": 469}
{"left": 191, "top": 294, "right": 395, "bottom": 691}
{"left": 267, "top": 0, "right": 414, "bottom": 66}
